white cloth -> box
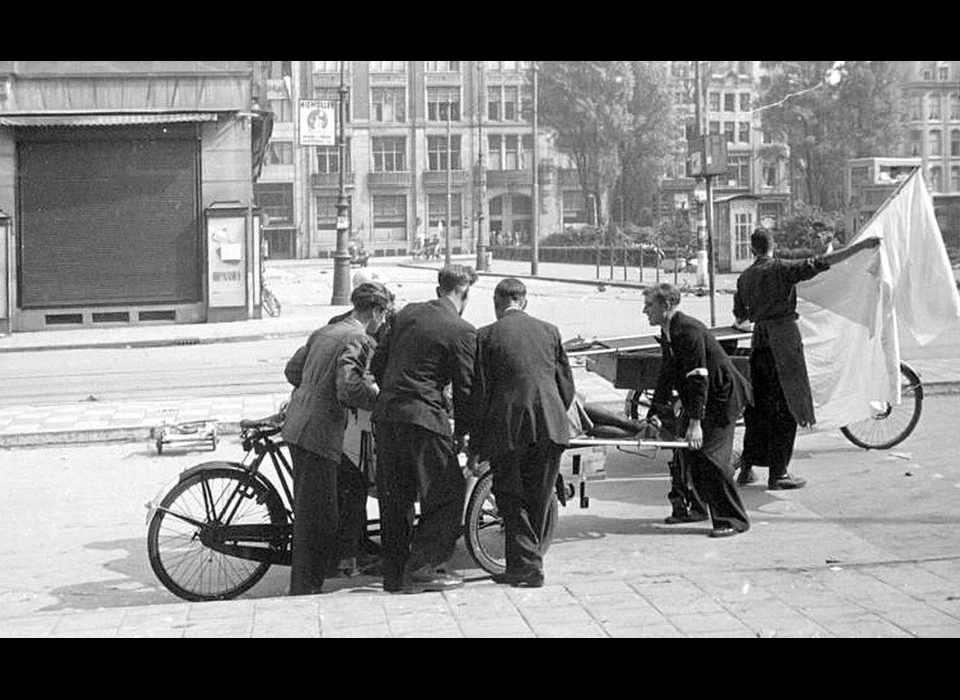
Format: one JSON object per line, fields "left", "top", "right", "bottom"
{"left": 795, "top": 170, "right": 960, "bottom": 431}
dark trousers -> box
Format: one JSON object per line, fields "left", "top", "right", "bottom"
{"left": 743, "top": 346, "right": 798, "bottom": 479}
{"left": 683, "top": 447, "right": 750, "bottom": 532}
{"left": 667, "top": 451, "right": 708, "bottom": 520}
{"left": 289, "top": 444, "right": 339, "bottom": 596}
{"left": 374, "top": 421, "right": 466, "bottom": 591}
{"left": 490, "top": 441, "right": 565, "bottom": 577}
{"left": 336, "top": 456, "right": 370, "bottom": 563}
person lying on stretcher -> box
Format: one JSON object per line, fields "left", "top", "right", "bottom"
{"left": 567, "top": 391, "right": 676, "bottom": 441}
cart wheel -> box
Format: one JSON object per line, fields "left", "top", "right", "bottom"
{"left": 464, "top": 470, "right": 506, "bottom": 576}
{"left": 840, "top": 362, "right": 923, "bottom": 450}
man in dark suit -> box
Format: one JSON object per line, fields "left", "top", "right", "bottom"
{"left": 643, "top": 283, "right": 752, "bottom": 538}
{"left": 371, "top": 264, "right": 478, "bottom": 593}
{"left": 469, "top": 278, "right": 576, "bottom": 587}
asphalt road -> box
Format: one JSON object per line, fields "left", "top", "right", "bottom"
{"left": 0, "top": 394, "right": 957, "bottom": 616}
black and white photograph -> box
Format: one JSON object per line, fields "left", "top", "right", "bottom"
{"left": 1, "top": 60, "right": 959, "bottom": 638}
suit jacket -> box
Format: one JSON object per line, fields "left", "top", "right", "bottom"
{"left": 281, "top": 318, "right": 379, "bottom": 462}
{"left": 371, "top": 296, "right": 476, "bottom": 439}
{"left": 470, "top": 308, "right": 576, "bottom": 462}
{"left": 648, "top": 311, "right": 752, "bottom": 428}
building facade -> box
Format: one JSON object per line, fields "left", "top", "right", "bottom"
{"left": 254, "top": 61, "right": 587, "bottom": 260}
{"left": 0, "top": 61, "right": 269, "bottom": 332}
{"left": 897, "top": 61, "right": 960, "bottom": 242}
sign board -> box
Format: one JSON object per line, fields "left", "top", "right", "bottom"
{"left": 207, "top": 214, "right": 246, "bottom": 308}
{"left": 299, "top": 99, "right": 336, "bottom": 146}
{"left": 688, "top": 135, "right": 728, "bottom": 177}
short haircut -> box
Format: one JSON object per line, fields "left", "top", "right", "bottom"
{"left": 751, "top": 228, "right": 774, "bottom": 255}
{"left": 643, "top": 282, "right": 681, "bottom": 308}
{"left": 494, "top": 277, "right": 526, "bottom": 306}
{"left": 350, "top": 282, "right": 392, "bottom": 313}
{"left": 438, "top": 264, "right": 478, "bottom": 292}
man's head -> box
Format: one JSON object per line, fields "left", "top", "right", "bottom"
{"left": 642, "top": 282, "right": 681, "bottom": 328}
{"left": 436, "top": 264, "right": 478, "bottom": 315}
{"left": 751, "top": 228, "right": 775, "bottom": 257}
{"left": 351, "top": 282, "right": 393, "bottom": 335}
{"left": 493, "top": 277, "right": 527, "bottom": 318}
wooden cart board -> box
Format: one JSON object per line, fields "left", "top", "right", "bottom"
{"left": 151, "top": 420, "right": 219, "bottom": 454}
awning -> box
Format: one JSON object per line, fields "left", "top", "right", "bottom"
{"left": 0, "top": 112, "right": 219, "bottom": 127}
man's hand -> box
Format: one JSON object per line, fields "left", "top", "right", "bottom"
{"left": 686, "top": 419, "right": 703, "bottom": 451}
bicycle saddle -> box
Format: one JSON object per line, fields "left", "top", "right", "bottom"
{"left": 239, "top": 412, "right": 284, "bottom": 432}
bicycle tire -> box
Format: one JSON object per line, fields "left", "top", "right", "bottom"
{"left": 147, "top": 466, "right": 287, "bottom": 602}
{"left": 840, "top": 362, "right": 923, "bottom": 450}
{"left": 463, "top": 470, "right": 506, "bottom": 576}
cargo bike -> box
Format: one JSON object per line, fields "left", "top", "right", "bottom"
{"left": 145, "top": 327, "right": 922, "bottom": 601}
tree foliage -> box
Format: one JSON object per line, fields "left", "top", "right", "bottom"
{"left": 759, "top": 61, "right": 904, "bottom": 211}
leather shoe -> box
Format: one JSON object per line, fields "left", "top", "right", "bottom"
{"left": 402, "top": 566, "right": 464, "bottom": 593}
{"left": 663, "top": 511, "right": 709, "bottom": 524}
{"left": 736, "top": 466, "right": 758, "bottom": 486}
{"left": 710, "top": 526, "right": 738, "bottom": 538}
{"left": 768, "top": 473, "right": 807, "bottom": 490}
{"left": 492, "top": 570, "right": 544, "bottom": 588}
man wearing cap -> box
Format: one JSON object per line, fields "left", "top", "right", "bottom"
{"left": 282, "top": 282, "right": 392, "bottom": 595}
{"left": 371, "top": 264, "right": 478, "bottom": 593}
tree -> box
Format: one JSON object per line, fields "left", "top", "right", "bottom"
{"left": 539, "top": 61, "right": 634, "bottom": 227}
{"left": 759, "top": 61, "right": 904, "bottom": 211}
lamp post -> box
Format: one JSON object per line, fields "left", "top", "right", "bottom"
{"left": 445, "top": 95, "right": 453, "bottom": 267}
{"left": 0, "top": 207, "right": 11, "bottom": 333}
{"left": 330, "top": 60, "right": 351, "bottom": 306}
{"left": 531, "top": 60, "right": 540, "bottom": 277}
{"left": 476, "top": 61, "right": 489, "bottom": 272}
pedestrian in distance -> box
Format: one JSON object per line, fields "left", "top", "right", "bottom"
{"left": 370, "top": 264, "right": 478, "bottom": 593}
{"left": 468, "top": 278, "right": 576, "bottom": 588}
{"left": 643, "top": 283, "right": 752, "bottom": 538}
{"left": 733, "top": 229, "right": 881, "bottom": 490}
{"left": 281, "top": 282, "right": 392, "bottom": 595}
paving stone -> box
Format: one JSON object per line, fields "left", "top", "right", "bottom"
{"left": 667, "top": 611, "right": 753, "bottom": 634}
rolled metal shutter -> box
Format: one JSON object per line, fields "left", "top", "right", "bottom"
{"left": 17, "top": 124, "right": 200, "bottom": 308}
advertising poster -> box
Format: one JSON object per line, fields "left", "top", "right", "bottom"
{"left": 207, "top": 215, "right": 246, "bottom": 308}
{"left": 299, "top": 99, "right": 336, "bottom": 147}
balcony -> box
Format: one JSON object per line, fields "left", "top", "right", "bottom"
{"left": 487, "top": 168, "right": 535, "bottom": 189}
{"left": 422, "top": 170, "right": 469, "bottom": 188}
{"left": 367, "top": 171, "right": 412, "bottom": 188}
{"left": 311, "top": 172, "right": 355, "bottom": 189}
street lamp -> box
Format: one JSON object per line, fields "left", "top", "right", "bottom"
{"left": 475, "top": 61, "right": 489, "bottom": 272}
{"left": 531, "top": 60, "right": 540, "bottom": 277}
{"left": 445, "top": 95, "right": 453, "bottom": 268}
{"left": 0, "top": 207, "right": 11, "bottom": 333}
{"left": 330, "top": 60, "right": 351, "bottom": 306}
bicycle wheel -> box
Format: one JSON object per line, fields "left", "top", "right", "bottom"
{"left": 464, "top": 470, "right": 506, "bottom": 576}
{"left": 840, "top": 362, "right": 923, "bottom": 450}
{"left": 147, "top": 466, "right": 287, "bottom": 602}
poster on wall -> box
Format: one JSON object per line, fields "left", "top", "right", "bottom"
{"left": 299, "top": 100, "right": 336, "bottom": 147}
{"left": 207, "top": 215, "right": 246, "bottom": 308}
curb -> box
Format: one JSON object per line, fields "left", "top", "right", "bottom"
{"left": 0, "top": 330, "right": 310, "bottom": 355}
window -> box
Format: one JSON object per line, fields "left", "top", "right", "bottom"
{"left": 763, "top": 164, "right": 777, "bottom": 187}
{"left": 427, "top": 135, "right": 461, "bottom": 170}
{"left": 254, "top": 183, "right": 294, "bottom": 226}
{"left": 724, "top": 93, "right": 736, "bottom": 112}
{"left": 940, "top": 65, "right": 950, "bottom": 81}
{"left": 488, "top": 135, "right": 502, "bottom": 169}
{"left": 316, "top": 140, "right": 351, "bottom": 173}
{"left": 910, "top": 130, "right": 922, "bottom": 156}
{"left": 709, "top": 120, "right": 720, "bottom": 135}
{"left": 562, "top": 190, "right": 586, "bottom": 223}
{"left": 739, "top": 122, "right": 750, "bottom": 143}
{"left": 727, "top": 155, "right": 750, "bottom": 188}
{"left": 313, "top": 61, "right": 341, "bottom": 72}
{"left": 372, "top": 87, "right": 406, "bottom": 123}
{"left": 488, "top": 87, "right": 501, "bottom": 121}
{"left": 265, "top": 61, "right": 292, "bottom": 79}
{"left": 502, "top": 61, "right": 517, "bottom": 71}
{"left": 372, "top": 194, "right": 407, "bottom": 233}
{"left": 521, "top": 134, "right": 534, "bottom": 169}
{"left": 371, "top": 137, "right": 406, "bottom": 172}
{"left": 425, "top": 61, "right": 459, "bottom": 72}
{"left": 952, "top": 129, "right": 960, "bottom": 157}
{"left": 370, "top": 61, "right": 404, "bottom": 72}
{"left": 923, "top": 68, "right": 933, "bottom": 80}
{"left": 910, "top": 94, "right": 922, "bottom": 121}
{"left": 739, "top": 93, "right": 751, "bottom": 112}
{"left": 269, "top": 98, "right": 292, "bottom": 122}
{"left": 504, "top": 86, "right": 519, "bottom": 121}
{"left": 929, "top": 166, "right": 942, "bottom": 192}
{"left": 266, "top": 141, "right": 293, "bottom": 166}
{"left": 929, "top": 93, "right": 942, "bottom": 121}
{"left": 952, "top": 166, "right": 960, "bottom": 193}
{"left": 314, "top": 88, "right": 350, "bottom": 123}
{"left": 930, "top": 130, "right": 942, "bottom": 156}
{"left": 485, "top": 61, "right": 499, "bottom": 71}
{"left": 724, "top": 121, "right": 735, "bottom": 144}
{"left": 951, "top": 94, "right": 960, "bottom": 121}
{"left": 316, "top": 194, "right": 351, "bottom": 230}
{"left": 737, "top": 61, "right": 749, "bottom": 75}
{"left": 734, "top": 212, "right": 754, "bottom": 260}
{"left": 504, "top": 135, "right": 519, "bottom": 170}
{"left": 427, "top": 87, "right": 460, "bottom": 121}
{"left": 709, "top": 92, "right": 720, "bottom": 111}
{"left": 427, "top": 194, "right": 463, "bottom": 231}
